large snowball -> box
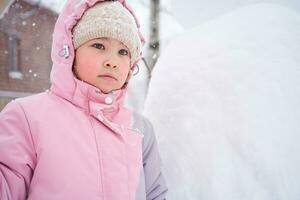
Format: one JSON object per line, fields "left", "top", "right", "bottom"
{"left": 144, "top": 3, "right": 300, "bottom": 199}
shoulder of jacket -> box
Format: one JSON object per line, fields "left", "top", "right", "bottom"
{"left": 4, "top": 92, "right": 52, "bottom": 118}
{"left": 132, "top": 111, "right": 153, "bottom": 132}
{"left": 131, "top": 111, "right": 156, "bottom": 147}
{"left": 14, "top": 92, "right": 49, "bottom": 106}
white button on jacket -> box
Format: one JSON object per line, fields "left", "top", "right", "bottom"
{"left": 104, "top": 96, "right": 113, "bottom": 105}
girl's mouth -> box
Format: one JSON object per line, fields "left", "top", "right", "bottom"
{"left": 98, "top": 74, "right": 117, "bottom": 81}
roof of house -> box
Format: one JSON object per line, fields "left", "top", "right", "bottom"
{"left": 24, "top": 0, "right": 65, "bottom": 13}
{"left": 0, "top": 0, "right": 14, "bottom": 19}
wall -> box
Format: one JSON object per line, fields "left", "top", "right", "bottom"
{"left": 0, "top": 0, "right": 57, "bottom": 110}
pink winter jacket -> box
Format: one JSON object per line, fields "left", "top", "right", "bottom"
{"left": 0, "top": 0, "right": 167, "bottom": 199}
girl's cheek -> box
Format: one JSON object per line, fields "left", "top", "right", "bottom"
{"left": 77, "top": 61, "right": 97, "bottom": 77}
{"left": 121, "top": 67, "right": 131, "bottom": 79}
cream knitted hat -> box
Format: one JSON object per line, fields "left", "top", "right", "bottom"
{"left": 72, "top": 1, "right": 142, "bottom": 66}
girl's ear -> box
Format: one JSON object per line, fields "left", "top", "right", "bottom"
{"left": 125, "top": 69, "right": 133, "bottom": 83}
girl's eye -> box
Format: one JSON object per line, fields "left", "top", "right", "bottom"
{"left": 92, "top": 43, "right": 105, "bottom": 50}
{"left": 119, "top": 49, "right": 129, "bottom": 56}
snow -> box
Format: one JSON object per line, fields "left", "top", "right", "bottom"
{"left": 170, "top": 0, "right": 300, "bottom": 28}
{"left": 123, "top": 0, "right": 183, "bottom": 112}
{"left": 144, "top": 3, "right": 300, "bottom": 199}
{"left": 128, "top": 0, "right": 184, "bottom": 50}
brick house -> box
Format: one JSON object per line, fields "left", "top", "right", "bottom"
{"left": 0, "top": 0, "right": 57, "bottom": 110}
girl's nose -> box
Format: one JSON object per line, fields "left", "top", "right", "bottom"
{"left": 104, "top": 59, "right": 118, "bottom": 69}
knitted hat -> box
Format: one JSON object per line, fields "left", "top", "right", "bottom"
{"left": 72, "top": 1, "right": 142, "bottom": 66}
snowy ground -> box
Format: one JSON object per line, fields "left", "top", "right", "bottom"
{"left": 144, "top": 3, "right": 300, "bottom": 199}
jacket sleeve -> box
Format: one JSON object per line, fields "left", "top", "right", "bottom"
{"left": 141, "top": 117, "right": 168, "bottom": 200}
{"left": 0, "top": 101, "right": 36, "bottom": 200}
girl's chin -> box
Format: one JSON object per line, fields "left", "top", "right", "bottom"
{"left": 97, "top": 86, "right": 115, "bottom": 94}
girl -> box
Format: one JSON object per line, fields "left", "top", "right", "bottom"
{"left": 0, "top": 0, "right": 167, "bottom": 199}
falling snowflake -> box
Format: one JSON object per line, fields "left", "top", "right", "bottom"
{"left": 152, "top": 54, "right": 158, "bottom": 59}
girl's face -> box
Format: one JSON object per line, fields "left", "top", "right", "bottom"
{"left": 73, "top": 37, "right": 131, "bottom": 94}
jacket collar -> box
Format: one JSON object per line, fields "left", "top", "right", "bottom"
{"left": 51, "top": 76, "right": 131, "bottom": 127}
{"left": 73, "top": 78, "right": 126, "bottom": 118}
